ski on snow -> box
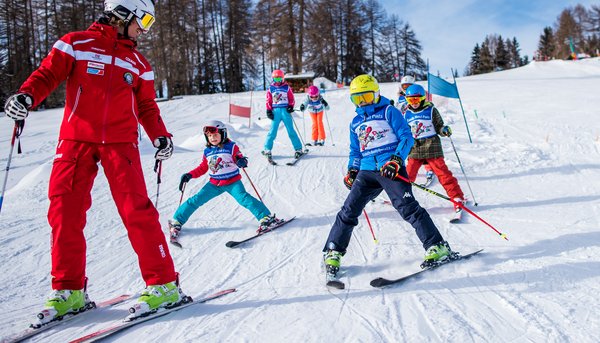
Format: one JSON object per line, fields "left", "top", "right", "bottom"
{"left": 69, "top": 288, "right": 236, "bottom": 343}
{"left": 286, "top": 150, "right": 309, "bottom": 166}
{"left": 225, "top": 217, "right": 296, "bottom": 248}
{"left": 3, "top": 294, "right": 132, "bottom": 343}
{"left": 370, "top": 249, "right": 484, "bottom": 288}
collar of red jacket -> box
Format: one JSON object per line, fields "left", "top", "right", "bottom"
{"left": 88, "top": 22, "right": 137, "bottom": 48}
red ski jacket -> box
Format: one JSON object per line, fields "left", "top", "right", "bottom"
{"left": 20, "top": 22, "right": 170, "bottom": 144}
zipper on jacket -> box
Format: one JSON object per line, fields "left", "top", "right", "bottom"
{"left": 67, "top": 85, "right": 83, "bottom": 122}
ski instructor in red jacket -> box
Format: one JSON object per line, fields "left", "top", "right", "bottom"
{"left": 3, "top": 0, "right": 188, "bottom": 325}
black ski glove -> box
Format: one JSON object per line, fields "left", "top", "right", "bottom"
{"left": 344, "top": 169, "right": 359, "bottom": 190}
{"left": 153, "top": 136, "right": 173, "bottom": 160}
{"left": 321, "top": 99, "right": 328, "bottom": 107}
{"left": 380, "top": 155, "right": 404, "bottom": 179}
{"left": 179, "top": 173, "right": 192, "bottom": 191}
{"left": 266, "top": 109, "right": 274, "bottom": 120}
{"left": 299, "top": 104, "right": 306, "bottom": 112}
{"left": 286, "top": 106, "right": 294, "bottom": 113}
{"left": 236, "top": 156, "right": 248, "bottom": 168}
{"left": 4, "top": 93, "right": 33, "bottom": 121}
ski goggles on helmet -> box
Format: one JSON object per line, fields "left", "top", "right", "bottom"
{"left": 400, "top": 83, "right": 411, "bottom": 90}
{"left": 406, "top": 95, "right": 425, "bottom": 105}
{"left": 136, "top": 12, "right": 156, "bottom": 32}
{"left": 309, "top": 95, "right": 320, "bottom": 100}
{"left": 273, "top": 77, "right": 283, "bottom": 83}
{"left": 204, "top": 126, "right": 220, "bottom": 134}
{"left": 350, "top": 91, "right": 378, "bottom": 106}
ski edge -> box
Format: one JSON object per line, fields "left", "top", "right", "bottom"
{"left": 2, "top": 294, "right": 132, "bottom": 343}
{"left": 69, "top": 288, "right": 236, "bottom": 343}
{"left": 225, "top": 217, "right": 296, "bottom": 248}
{"left": 370, "top": 249, "right": 484, "bottom": 288}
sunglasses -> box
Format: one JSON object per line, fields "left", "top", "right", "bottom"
{"left": 406, "top": 96, "right": 425, "bottom": 105}
{"left": 204, "top": 126, "right": 219, "bottom": 134}
{"left": 136, "top": 12, "right": 155, "bottom": 32}
{"left": 350, "top": 91, "right": 377, "bottom": 106}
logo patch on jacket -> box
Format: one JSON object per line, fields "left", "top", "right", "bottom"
{"left": 123, "top": 72, "right": 134, "bottom": 85}
{"left": 87, "top": 61, "right": 104, "bottom": 69}
{"left": 87, "top": 68, "right": 104, "bottom": 76}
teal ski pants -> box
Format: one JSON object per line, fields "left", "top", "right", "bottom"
{"left": 264, "top": 107, "right": 303, "bottom": 151}
{"left": 174, "top": 180, "right": 270, "bottom": 225}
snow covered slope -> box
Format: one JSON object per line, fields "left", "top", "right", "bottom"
{"left": 1, "top": 58, "right": 600, "bottom": 342}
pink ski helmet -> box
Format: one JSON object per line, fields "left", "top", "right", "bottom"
{"left": 307, "top": 85, "right": 320, "bottom": 97}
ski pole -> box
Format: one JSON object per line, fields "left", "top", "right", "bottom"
{"left": 362, "top": 209, "right": 378, "bottom": 244}
{"left": 242, "top": 168, "right": 264, "bottom": 203}
{"left": 324, "top": 109, "right": 335, "bottom": 146}
{"left": 396, "top": 174, "right": 508, "bottom": 241}
{"left": 291, "top": 114, "right": 308, "bottom": 148}
{"left": 302, "top": 110, "right": 306, "bottom": 145}
{"left": 448, "top": 136, "right": 478, "bottom": 206}
{"left": 178, "top": 182, "right": 186, "bottom": 207}
{"left": 0, "top": 120, "right": 25, "bottom": 215}
{"left": 153, "top": 160, "right": 162, "bottom": 208}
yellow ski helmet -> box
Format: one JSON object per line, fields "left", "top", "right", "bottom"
{"left": 349, "top": 74, "right": 380, "bottom": 106}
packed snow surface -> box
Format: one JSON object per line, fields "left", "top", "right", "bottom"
{"left": 1, "top": 58, "right": 600, "bottom": 342}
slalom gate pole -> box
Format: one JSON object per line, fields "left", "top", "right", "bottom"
{"left": 324, "top": 109, "right": 335, "bottom": 146}
{"left": 291, "top": 113, "right": 308, "bottom": 148}
{"left": 242, "top": 168, "right": 264, "bottom": 203}
{"left": 178, "top": 182, "right": 187, "bottom": 207}
{"left": 153, "top": 160, "right": 162, "bottom": 208}
{"left": 395, "top": 174, "right": 507, "bottom": 241}
{"left": 448, "top": 136, "right": 478, "bottom": 206}
{"left": 0, "top": 120, "right": 25, "bottom": 215}
{"left": 362, "top": 209, "right": 379, "bottom": 244}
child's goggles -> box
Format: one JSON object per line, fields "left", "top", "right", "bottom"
{"left": 405, "top": 95, "right": 425, "bottom": 105}
{"left": 309, "top": 95, "right": 320, "bottom": 100}
{"left": 350, "top": 91, "right": 378, "bottom": 106}
{"left": 135, "top": 12, "right": 156, "bottom": 32}
{"left": 273, "top": 77, "right": 283, "bottom": 82}
{"left": 204, "top": 126, "right": 219, "bottom": 134}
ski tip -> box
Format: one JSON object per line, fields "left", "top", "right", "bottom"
{"left": 369, "top": 278, "right": 386, "bottom": 288}
{"left": 326, "top": 281, "right": 345, "bottom": 289}
{"left": 225, "top": 241, "right": 239, "bottom": 248}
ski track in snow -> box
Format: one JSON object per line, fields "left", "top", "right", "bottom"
{"left": 1, "top": 58, "right": 600, "bottom": 342}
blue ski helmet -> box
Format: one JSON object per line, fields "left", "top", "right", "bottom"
{"left": 405, "top": 84, "right": 425, "bottom": 97}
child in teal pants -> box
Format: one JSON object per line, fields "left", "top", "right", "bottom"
{"left": 169, "top": 120, "right": 282, "bottom": 243}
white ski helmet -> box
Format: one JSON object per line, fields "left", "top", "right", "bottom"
{"left": 400, "top": 75, "right": 415, "bottom": 86}
{"left": 203, "top": 120, "right": 228, "bottom": 143}
{"left": 104, "top": 0, "right": 156, "bottom": 32}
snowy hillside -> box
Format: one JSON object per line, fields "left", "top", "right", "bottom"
{"left": 1, "top": 58, "right": 600, "bottom": 342}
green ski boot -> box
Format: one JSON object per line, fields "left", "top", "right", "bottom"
{"left": 128, "top": 281, "right": 187, "bottom": 319}
{"left": 34, "top": 289, "right": 92, "bottom": 327}
{"left": 422, "top": 241, "right": 452, "bottom": 268}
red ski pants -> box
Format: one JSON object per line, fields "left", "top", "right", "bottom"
{"left": 47, "top": 140, "right": 176, "bottom": 290}
{"left": 310, "top": 111, "right": 326, "bottom": 141}
{"left": 406, "top": 157, "right": 464, "bottom": 200}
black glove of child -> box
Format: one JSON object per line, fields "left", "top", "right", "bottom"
{"left": 321, "top": 99, "right": 328, "bottom": 107}
{"left": 344, "top": 169, "right": 359, "bottom": 190}
{"left": 179, "top": 173, "right": 192, "bottom": 191}
{"left": 236, "top": 156, "right": 248, "bottom": 168}
{"left": 299, "top": 104, "right": 306, "bottom": 112}
{"left": 286, "top": 106, "right": 294, "bottom": 113}
{"left": 380, "top": 155, "right": 404, "bottom": 180}
{"left": 266, "top": 109, "right": 274, "bottom": 120}
{"left": 441, "top": 126, "right": 452, "bottom": 137}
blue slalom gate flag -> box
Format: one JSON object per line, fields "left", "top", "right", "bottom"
{"left": 428, "top": 73, "right": 459, "bottom": 98}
